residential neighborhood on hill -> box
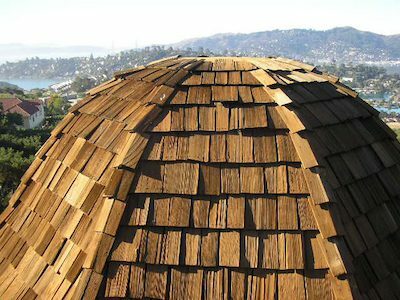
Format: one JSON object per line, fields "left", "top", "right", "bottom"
{"left": 172, "top": 27, "right": 400, "bottom": 63}
{"left": 3, "top": 48, "right": 400, "bottom": 120}
{"left": 1, "top": 27, "right": 400, "bottom": 80}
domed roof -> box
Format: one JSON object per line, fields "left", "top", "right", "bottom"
{"left": 0, "top": 56, "right": 400, "bottom": 299}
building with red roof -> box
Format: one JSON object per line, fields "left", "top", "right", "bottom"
{"left": 0, "top": 97, "right": 44, "bottom": 128}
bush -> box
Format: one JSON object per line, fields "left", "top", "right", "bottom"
{"left": 0, "top": 147, "right": 34, "bottom": 208}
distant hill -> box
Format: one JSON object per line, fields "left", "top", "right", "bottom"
{"left": 173, "top": 27, "right": 400, "bottom": 63}
{"left": 1, "top": 27, "right": 400, "bottom": 80}
{"left": 0, "top": 81, "right": 21, "bottom": 90}
{"left": 0, "top": 44, "right": 112, "bottom": 64}
{"left": 0, "top": 81, "right": 24, "bottom": 98}
{"left": 0, "top": 47, "right": 212, "bottom": 80}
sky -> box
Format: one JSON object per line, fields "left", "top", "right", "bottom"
{"left": 1, "top": 0, "right": 399, "bottom": 49}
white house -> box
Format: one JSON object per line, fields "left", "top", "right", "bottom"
{"left": 0, "top": 97, "right": 45, "bottom": 129}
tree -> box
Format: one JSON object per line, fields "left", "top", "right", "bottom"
{"left": 0, "top": 103, "right": 23, "bottom": 129}
{"left": 26, "top": 89, "right": 44, "bottom": 98}
{"left": 0, "top": 87, "right": 24, "bottom": 98}
{"left": 5, "top": 113, "right": 23, "bottom": 127}
{"left": 47, "top": 94, "right": 69, "bottom": 115}
{"left": 71, "top": 76, "right": 96, "bottom": 93}
{"left": 0, "top": 147, "right": 33, "bottom": 208}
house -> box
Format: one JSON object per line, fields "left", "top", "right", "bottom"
{"left": 0, "top": 97, "right": 45, "bottom": 128}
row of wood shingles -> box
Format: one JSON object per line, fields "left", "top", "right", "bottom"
{"left": 149, "top": 103, "right": 287, "bottom": 131}
{"left": 133, "top": 161, "right": 309, "bottom": 195}
{"left": 180, "top": 71, "right": 262, "bottom": 86}
{"left": 143, "top": 131, "right": 297, "bottom": 163}
{"left": 275, "top": 80, "right": 373, "bottom": 131}
{"left": 109, "top": 226, "right": 327, "bottom": 270}
{"left": 193, "top": 59, "right": 257, "bottom": 72}
{"left": 104, "top": 262, "right": 333, "bottom": 299}
{"left": 166, "top": 85, "right": 275, "bottom": 104}
{"left": 121, "top": 193, "right": 317, "bottom": 230}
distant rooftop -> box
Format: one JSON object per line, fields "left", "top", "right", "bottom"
{"left": 0, "top": 97, "right": 40, "bottom": 117}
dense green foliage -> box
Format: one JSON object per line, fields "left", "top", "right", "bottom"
{"left": 46, "top": 94, "right": 71, "bottom": 115}
{"left": 0, "top": 148, "right": 34, "bottom": 207}
{"left": 71, "top": 76, "right": 96, "bottom": 93}
{"left": 0, "top": 87, "right": 24, "bottom": 98}
{"left": 0, "top": 98, "right": 52, "bottom": 210}
{"left": 0, "top": 112, "right": 23, "bottom": 128}
{"left": 0, "top": 129, "right": 51, "bottom": 208}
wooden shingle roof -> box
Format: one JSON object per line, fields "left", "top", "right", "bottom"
{"left": 0, "top": 56, "right": 400, "bottom": 299}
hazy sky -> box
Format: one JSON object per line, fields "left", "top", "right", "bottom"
{"left": 1, "top": 0, "right": 399, "bottom": 49}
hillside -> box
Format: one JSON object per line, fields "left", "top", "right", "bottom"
{"left": 1, "top": 27, "right": 400, "bottom": 80}
{"left": 173, "top": 27, "right": 400, "bottom": 63}
{"left": 0, "top": 47, "right": 211, "bottom": 80}
{"left": 0, "top": 81, "right": 21, "bottom": 90}
{"left": 0, "top": 44, "right": 110, "bottom": 64}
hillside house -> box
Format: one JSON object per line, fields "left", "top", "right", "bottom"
{"left": 0, "top": 97, "right": 45, "bottom": 128}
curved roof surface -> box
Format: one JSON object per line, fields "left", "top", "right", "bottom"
{"left": 0, "top": 56, "right": 400, "bottom": 299}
